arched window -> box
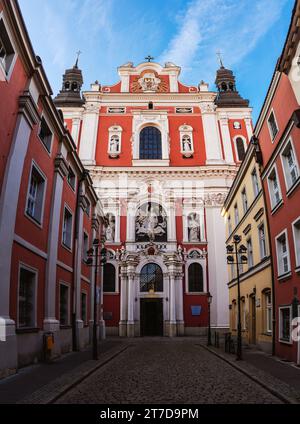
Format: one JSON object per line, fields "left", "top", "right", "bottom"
{"left": 140, "top": 263, "right": 163, "bottom": 292}
{"left": 188, "top": 263, "right": 203, "bottom": 292}
{"left": 71, "top": 82, "right": 78, "bottom": 91}
{"left": 103, "top": 263, "right": 116, "bottom": 292}
{"left": 64, "top": 81, "right": 70, "bottom": 91}
{"left": 140, "top": 126, "right": 162, "bottom": 160}
{"left": 236, "top": 137, "right": 246, "bottom": 161}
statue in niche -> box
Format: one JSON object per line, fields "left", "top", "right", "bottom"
{"left": 188, "top": 213, "right": 201, "bottom": 242}
{"left": 109, "top": 135, "right": 120, "bottom": 153}
{"left": 182, "top": 135, "right": 192, "bottom": 152}
{"left": 105, "top": 214, "right": 116, "bottom": 242}
{"left": 136, "top": 202, "right": 167, "bottom": 242}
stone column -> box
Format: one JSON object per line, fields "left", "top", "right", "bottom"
{"left": 0, "top": 92, "right": 39, "bottom": 378}
{"left": 219, "top": 115, "right": 234, "bottom": 163}
{"left": 176, "top": 273, "right": 185, "bottom": 336}
{"left": 169, "top": 272, "right": 177, "bottom": 337}
{"left": 126, "top": 202, "right": 136, "bottom": 242}
{"left": 127, "top": 270, "right": 135, "bottom": 337}
{"left": 119, "top": 265, "right": 128, "bottom": 336}
{"left": 44, "top": 154, "right": 68, "bottom": 357}
{"left": 73, "top": 193, "right": 86, "bottom": 350}
{"left": 79, "top": 103, "right": 99, "bottom": 165}
{"left": 200, "top": 101, "right": 223, "bottom": 164}
{"left": 71, "top": 116, "right": 81, "bottom": 147}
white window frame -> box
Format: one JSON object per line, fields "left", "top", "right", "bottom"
{"left": 59, "top": 282, "right": 70, "bottom": 326}
{"left": 62, "top": 204, "right": 74, "bottom": 251}
{"left": 25, "top": 161, "right": 47, "bottom": 228}
{"left": 233, "top": 135, "right": 247, "bottom": 162}
{"left": 247, "top": 237, "right": 254, "bottom": 268}
{"left": 251, "top": 167, "right": 260, "bottom": 198}
{"left": 103, "top": 262, "right": 118, "bottom": 293}
{"left": 227, "top": 215, "right": 232, "bottom": 236}
{"left": 292, "top": 216, "right": 300, "bottom": 270}
{"left": 234, "top": 203, "right": 239, "bottom": 226}
{"left": 280, "top": 138, "right": 300, "bottom": 193}
{"left": 67, "top": 164, "right": 76, "bottom": 192}
{"left": 265, "top": 290, "right": 272, "bottom": 334}
{"left": 241, "top": 187, "right": 248, "bottom": 214}
{"left": 17, "top": 263, "right": 38, "bottom": 329}
{"left": 267, "top": 109, "right": 279, "bottom": 142}
{"left": 0, "top": 13, "right": 17, "bottom": 82}
{"left": 275, "top": 229, "right": 291, "bottom": 277}
{"left": 38, "top": 114, "right": 53, "bottom": 155}
{"left": 279, "top": 305, "right": 292, "bottom": 344}
{"left": 267, "top": 165, "right": 282, "bottom": 211}
{"left": 258, "top": 223, "right": 267, "bottom": 260}
{"left": 184, "top": 250, "right": 207, "bottom": 294}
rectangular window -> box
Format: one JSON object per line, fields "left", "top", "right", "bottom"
{"left": 38, "top": 117, "right": 53, "bottom": 152}
{"left": 62, "top": 207, "right": 73, "bottom": 249}
{"left": 81, "top": 292, "right": 87, "bottom": 324}
{"left": 59, "top": 284, "right": 69, "bottom": 326}
{"left": 292, "top": 218, "right": 300, "bottom": 268}
{"left": 251, "top": 168, "right": 260, "bottom": 197}
{"left": 85, "top": 199, "right": 91, "bottom": 216}
{"left": 228, "top": 215, "right": 232, "bottom": 236}
{"left": 241, "top": 188, "right": 248, "bottom": 214}
{"left": 265, "top": 291, "right": 272, "bottom": 334}
{"left": 276, "top": 231, "right": 290, "bottom": 276}
{"left": 26, "top": 164, "right": 46, "bottom": 224}
{"left": 259, "top": 224, "right": 267, "bottom": 259}
{"left": 83, "top": 232, "right": 89, "bottom": 262}
{"left": 18, "top": 267, "right": 36, "bottom": 328}
{"left": 0, "top": 19, "right": 15, "bottom": 77}
{"left": 67, "top": 166, "right": 76, "bottom": 190}
{"left": 268, "top": 168, "right": 281, "bottom": 210}
{"left": 268, "top": 111, "right": 279, "bottom": 141}
{"left": 281, "top": 142, "right": 299, "bottom": 190}
{"left": 279, "top": 306, "right": 291, "bottom": 343}
{"left": 247, "top": 238, "right": 253, "bottom": 268}
{"left": 234, "top": 204, "right": 239, "bottom": 226}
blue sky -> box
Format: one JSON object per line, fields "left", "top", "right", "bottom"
{"left": 19, "top": 0, "right": 294, "bottom": 122}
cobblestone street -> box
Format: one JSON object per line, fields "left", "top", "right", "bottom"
{"left": 56, "top": 339, "right": 283, "bottom": 404}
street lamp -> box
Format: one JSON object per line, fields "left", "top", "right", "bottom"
{"left": 226, "top": 234, "right": 247, "bottom": 361}
{"left": 207, "top": 292, "right": 213, "bottom": 346}
{"left": 86, "top": 239, "right": 107, "bottom": 360}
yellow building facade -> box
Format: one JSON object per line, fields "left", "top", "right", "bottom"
{"left": 222, "top": 144, "right": 273, "bottom": 353}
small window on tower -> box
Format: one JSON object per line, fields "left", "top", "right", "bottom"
{"left": 71, "top": 82, "right": 78, "bottom": 91}
{"left": 64, "top": 81, "right": 70, "bottom": 90}
{"left": 148, "top": 102, "right": 154, "bottom": 110}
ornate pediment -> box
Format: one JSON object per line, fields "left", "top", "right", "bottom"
{"left": 131, "top": 70, "right": 168, "bottom": 93}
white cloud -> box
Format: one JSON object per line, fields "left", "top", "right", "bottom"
{"left": 159, "top": 0, "right": 288, "bottom": 81}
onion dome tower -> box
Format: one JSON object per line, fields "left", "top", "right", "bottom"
{"left": 215, "top": 62, "right": 249, "bottom": 108}
{"left": 54, "top": 54, "right": 85, "bottom": 107}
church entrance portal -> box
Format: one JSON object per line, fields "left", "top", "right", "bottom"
{"left": 140, "top": 298, "right": 163, "bottom": 336}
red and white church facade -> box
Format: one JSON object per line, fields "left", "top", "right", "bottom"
{"left": 55, "top": 59, "right": 253, "bottom": 337}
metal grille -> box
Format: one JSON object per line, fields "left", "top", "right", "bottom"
{"left": 140, "top": 263, "right": 163, "bottom": 292}
{"left": 140, "top": 127, "right": 162, "bottom": 159}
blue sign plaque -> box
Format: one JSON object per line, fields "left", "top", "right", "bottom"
{"left": 191, "top": 305, "right": 202, "bottom": 316}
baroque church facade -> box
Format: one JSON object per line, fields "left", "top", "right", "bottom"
{"left": 54, "top": 59, "right": 253, "bottom": 337}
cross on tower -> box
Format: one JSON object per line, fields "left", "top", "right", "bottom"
{"left": 145, "top": 55, "right": 154, "bottom": 63}
{"left": 216, "top": 50, "right": 224, "bottom": 68}
{"left": 75, "top": 50, "right": 82, "bottom": 68}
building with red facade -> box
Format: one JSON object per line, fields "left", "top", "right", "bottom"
{"left": 254, "top": 0, "right": 300, "bottom": 364}
{"left": 55, "top": 56, "right": 253, "bottom": 337}
{"left": 0, "top": 0, "right": 104, "bottom": 378}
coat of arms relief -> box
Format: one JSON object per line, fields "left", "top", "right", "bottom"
{"left": 131, "top": 71, "right": 168, "bottom": 93}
